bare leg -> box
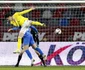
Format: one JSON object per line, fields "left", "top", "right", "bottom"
{"left": 32, "top": 43, "right": 46, "bottom": 67}
{"left": 20, "top": 45, "right": 29, "bottom": 54}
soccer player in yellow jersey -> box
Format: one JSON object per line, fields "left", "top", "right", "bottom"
{"left": 5, "top": 6, "right": 45, "bottom": 53}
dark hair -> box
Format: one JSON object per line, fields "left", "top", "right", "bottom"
{"left": 5, "top": 9, "right": 15, "bottom": 18}
{"left": 5, "top": 12, "right": 13, "bottom": 18}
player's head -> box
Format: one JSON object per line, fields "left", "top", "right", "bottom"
{"left": 5, "top": 12, "right": 13, "bottom": 21}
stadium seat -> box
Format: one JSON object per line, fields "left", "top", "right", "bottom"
{"left": 70, "top": 18, "right": 80, "bottom": 26}
{"left": 31, "top": 10, "right": 41, "bottom": 18}
{"left": 53, "top": 10, "right": 62, "bottom": 18}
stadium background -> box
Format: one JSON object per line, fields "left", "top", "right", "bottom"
{"left": 0, "top": 3, "right": 85, "bottom": 42}
{"left": 0, "top": 2, "right": 85, "bottom": 67}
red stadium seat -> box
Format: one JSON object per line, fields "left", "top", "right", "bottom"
{"left": 53, "top": 8, "right": 67, "bottom": 18}
{"left": 32, "top": 10, "right": 40, "bottom": 18}
{"left": 53, "top": 10, "right": 62, "bottom": 18}
{"left": 70, "top": 18, "right": 80, "bottom": 26}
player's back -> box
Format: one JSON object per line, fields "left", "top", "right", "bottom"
{"left": 11, "top": 12, "right": 28, "bottom": 26}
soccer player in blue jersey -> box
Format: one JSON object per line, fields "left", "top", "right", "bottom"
{"left": 8, "top": 26, "right": 46, "bottom": 67}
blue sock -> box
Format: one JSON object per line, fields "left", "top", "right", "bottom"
{"left": 35, "top": 47, "right": 43, "bottom": 55}
{"left": 25, "top": 50, "right": 32, "bottom": 59}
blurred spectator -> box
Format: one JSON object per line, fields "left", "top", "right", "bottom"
{"left": 48, "top": 18, "right": 59, "bottom": 26}
{"left": 59, "top": 18, "right": 69, "bottom": 26}
{"left": 63, "top": 10, "right": 73, "bottom": 18}
{"left": 80, "top": 16, "right": 85, "bottom": 26}
{"left": 42, "top": 10, "right": 52, "bottom": 19}
{"left": 53, "top": 10, "right": 62, "bottom": 18}
{"left": 14, "top": 3, "right": 23, "bottom": 11}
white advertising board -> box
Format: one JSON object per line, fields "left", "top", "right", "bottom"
{"left": 0, "top": 42, "right": 85, "bottom": 66}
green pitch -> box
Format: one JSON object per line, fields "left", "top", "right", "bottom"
{"left": 0, "top": 66, "right": 85, "bottom": 70}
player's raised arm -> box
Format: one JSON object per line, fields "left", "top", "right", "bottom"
{"left": 19, "top": 6, "right": 35, "bottom": 15}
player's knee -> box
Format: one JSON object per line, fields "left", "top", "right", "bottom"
{"left": 35, "top": 51, "right": 40, "bottom": 56}
{"left": 32, "top": 44, "right": 37, "bottom": 49}
{"left": 18, "top": 32, "right": 24, "bottom": 38}
{"left": 20, "top": 45, "right": 28, "bottom": 54}
{"left": 23, "top": 45, "right": 29, "bottom": 50}
{"left": 20, "top": 52, "right": 23, "bottom": 55}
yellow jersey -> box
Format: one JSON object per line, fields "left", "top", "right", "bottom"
{"left": 10, "top": 8, "right": 33, "bottom": 27}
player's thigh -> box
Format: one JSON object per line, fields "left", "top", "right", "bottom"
{"left": 30, "top": 35, "right": 37, "bottom": 49}
{"left": 19, "top": 20, "right": 32, "bottom": 37}
{"left": 19, "top": 27, "right": 28, "bottom": 38}
{"left": 21, "top": 45, "right": 29, "bottom": 54}
{"left": 22, "top": 20, "right": 32, "bottom": 27}
{"left": 22, "top": 45, "right": 29, "bottom": 51}
{"left": 23, "top": 35, "right": 30, "bottom": 46}
{"left": 22, "top": 38, "right": 30, "bottom": 53}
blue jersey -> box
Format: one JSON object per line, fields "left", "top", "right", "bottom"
{"left": 12, "top": 26, "right": 39, "bottom": 46}
{"left": 12, "top": 26, "right": 35, "bottom": 46}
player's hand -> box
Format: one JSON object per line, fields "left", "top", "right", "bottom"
{"left": 8, "top": 29, "right": 13, "bottom": 32}
{"left": 42, "top": 23, "right": 46, "bottom": 27}
{"left": 30, "top": 6, "right": 35, "bottom": 10}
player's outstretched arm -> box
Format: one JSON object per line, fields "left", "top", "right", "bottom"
{"left": 8, "top": 27, "right": 20, "bottom": 32}
{"left": 19, "top": 6, "right": 35, "bottom": 15}
{"left": 8, "top": 28, "right": 13, "bottom": 32}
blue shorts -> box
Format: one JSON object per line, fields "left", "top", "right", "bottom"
{"left": 23, "top": 31, "right": 35, "bottom": 47}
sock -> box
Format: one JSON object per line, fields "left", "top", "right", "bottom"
{"left": 31, "top": 59, "right": 34, "bottom": 65}
{"left": 16, "top": 54, "right": 22, "bottom": 66}
{"left": 39, "top": 55, "right": 46, "bottom": 67}
{"left": 17, "top": 37, "right": 22, "bottom": 50}
{"left": 35, "top": 47, "right": 43, "bottom": 55}
{"left": 25, "top": 50, "right": 34, "bottom": 66}
{"left": 25, "top": 50, "right": 32, "bottom": 59}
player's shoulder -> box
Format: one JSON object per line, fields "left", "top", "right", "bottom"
{"left": 13, "top": 12, "right": 19, "bottom": 16}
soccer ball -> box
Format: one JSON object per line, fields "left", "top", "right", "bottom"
{"left": 54, "top": 28, "right": 62, "bottom": 34}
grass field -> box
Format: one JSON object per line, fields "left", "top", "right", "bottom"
{"left": 0, "top": 66, "right": 85, "bottom": 70}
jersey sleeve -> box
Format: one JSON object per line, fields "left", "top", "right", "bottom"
{"left": 18, "top": 8, "right": 33, "bottom": 15}
{"left": 12, "top": 27, "right": 21, "bottom": 30}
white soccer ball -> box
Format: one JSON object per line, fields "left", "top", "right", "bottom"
{"left": 54, "top": 28, "right": 62, "bottom": 34}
